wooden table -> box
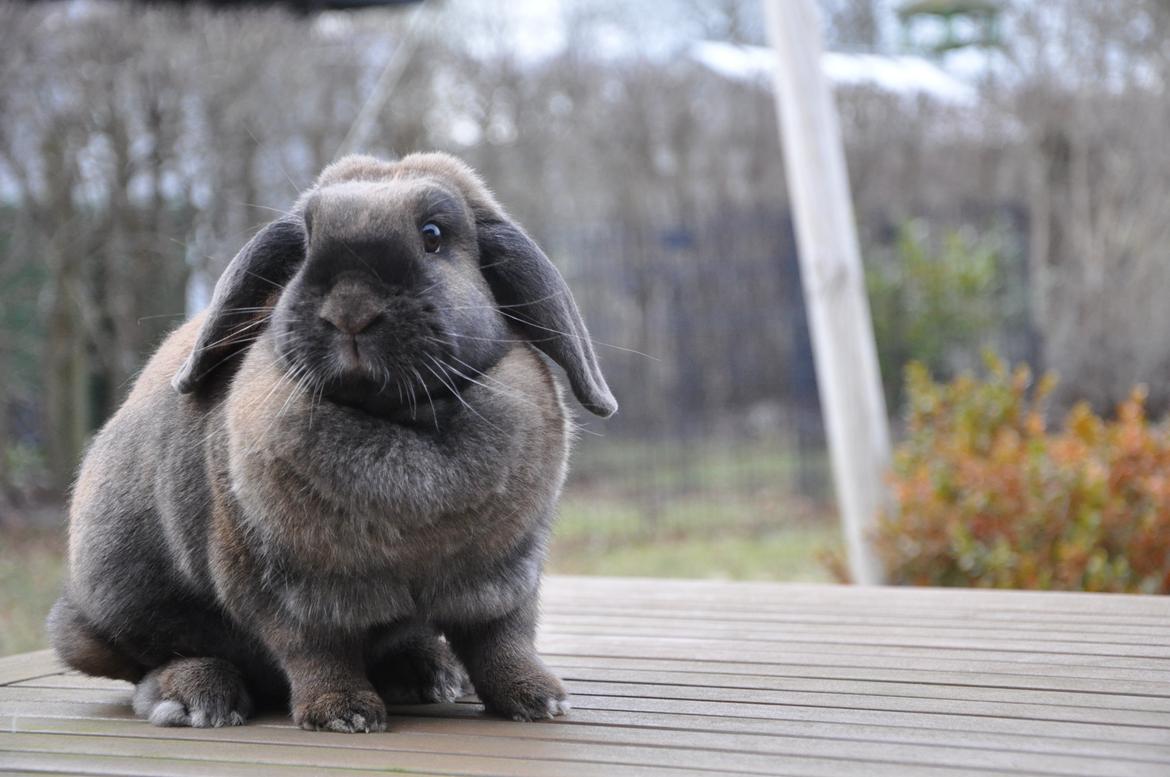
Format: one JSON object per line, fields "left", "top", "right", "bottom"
{"left": 2, "top": 576, "right": 1169, "bottom": 776}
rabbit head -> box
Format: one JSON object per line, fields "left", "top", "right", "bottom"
{"left": 172, "top": 152, "right": 617, "bottom": 419}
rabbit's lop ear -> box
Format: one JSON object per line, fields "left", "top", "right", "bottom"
{"left": 477, "top": 218, "right": 618, "bottom": 418}
{"left": 172, "top": 217, "right": 306, "bottom": 394}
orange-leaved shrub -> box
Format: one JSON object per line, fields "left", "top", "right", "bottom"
{"left": 872, "top": 355, "right": 1170, "bottom": 592}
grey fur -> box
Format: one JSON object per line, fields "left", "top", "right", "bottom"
{"left": 48, "top": 153, "right": 614, "bottom": 731}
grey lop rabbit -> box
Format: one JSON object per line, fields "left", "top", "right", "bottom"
{"left": 47, "top": 152, "right": 617, "bottom": 732}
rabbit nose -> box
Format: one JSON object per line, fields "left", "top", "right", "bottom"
{"left": 321, "top": 307, "right": 380, "bottom": 336}
{"left": 319, "top": 277, "right": 383, "bottom": 335}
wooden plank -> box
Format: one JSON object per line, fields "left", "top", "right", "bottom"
{"left": 13, "top": 677, "right": 1170, "bottom": 729}
{"left": 0, "top": 688, "right": 133, "bottom": 704}
{"left": 540, "top": 604, "right": 1170, "bottom": 635}
{"left": 553, "top": 659, "right": 1170, "bottom": 698}
{"left": 561, "top": 680, "right": 1170, "bottom": 726}
{"left": 541, "top": 578, "right": 1170, "bottom": 618}
{"left": 540, "top": 613, "right": 1170, "bottom": 644}
{"left": 7, "top": 685, "right": 1170, "bottom": 747}
{"left": 5, "top": 718, "right": 787, "bottom": 777}
{"left": 0, "top": 653, "right": 62, "bottom": 687}
{"left": 542, "top": 576, "right": 1170, "bottom": 606}
{"left": 30, "top": 635, "right": 1168, "bottom": 690}
{"left": 9, "top": 659, "right": 1170, "bottom": 711}
{"left": 539, "top": 627, "right": 1170, "bottom": 659}
{"left": 535, "top": 627, "right": 1170, "bottom": 664}
{"left": 5, "top": 704, "right": 1169, "bottom": 766}
{"left": 19, "top": 654, "right": 1170, "bottom": 703}
{"left": 17, "top": 670, "right": 1170, "bottom": 719}
{"left": 560, "top": 693, "right": 1170, "bottom": 743}
{"left": 7, "top": 715, "right": 1167, "bottom": 777}
{"left": 591, "top": 653, "right": 1170, "bottom": 688}
{"left": 21, "top": 666, "right": 1170, "bottom": 712}
{"left": 10, "top": 676, "right": 130, "bottom": 692}
{"left": 540, "top": 617, "right": 1170, "bottom": 651}
{"left": 539, "top": 598, "right": 1170, "bottom": 626}
{"left": 18, "top": 660, "right": 1170, "bottom": 702}
{"left": 0, "top": 730, "right": 1072, "bottom": 777}
{"left": 0, "top": 750, "right": 445, "bottom": 777}
{"left": 536, "top": 635, "right": 1170, "bottom": 672}
{"left": 554, "top": 668, "right": 1170, "bottom": 712}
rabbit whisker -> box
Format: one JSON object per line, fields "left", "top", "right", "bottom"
{"left": 196, "top": 316, "right": 271, "bottom": 353}
{"left": 251, "top": 359, "right": 316, "bottom": 455}
{"left": 440, "top": 355, "right": 536, "bottom": 407}
{"left": 421, "top": 361, "right": 471, "bottom": 422}
{"left": 436, "top": 287, "right": 569, "bottom": 311}
{"left": 409, "top": 366, "right": 433, "bottom": 423}
{"left": 213, "top": 306, "right": 277, "bottom": 315}
{"left": 441, "top": 353, "right": 602, "bottom": 438}
{"left": 401, "top": 365, "right": 418, "bottom": 419}
{"left": 136, "top": 312, "right": 189, "bottom": 324}
{"left": 424, "top": 356, "right": 502, "bottom": 434}
{"left": 268, "top": 351, "right": 307, "bottom": 403}
{"left": 242, "top": 362, "right": 304, "bottom": 456}
{"left": 202, "top": 334, "right": 299, "bottom": 447}
{"left": 430, "top": 332, "right": 561, "bottom": 346}
{"left": 192, "top": 340, "right": 264, "bottom": 386}
{"left": 274, "top": 362, "right": 311, "bottom": 419}
{"left": 495, "top": 309, "right": 659, "bottom": 361}
{"left": 242, "top": 270, "right": 287, "bottom": 292}
{"left": 308, "top": 374, "right": 326, "bottom": 430}
{"left": 239, "top": 202, "right": 301, "bottom": 221}
{"left": 413, "top": 366, "right": 440, "bottom": 432}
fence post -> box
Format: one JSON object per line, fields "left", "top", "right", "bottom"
{"left": 763, "top": 0, "right": 891, "bottom": 585}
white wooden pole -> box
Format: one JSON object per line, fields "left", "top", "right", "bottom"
{"left": 763, "top": 0, "right": 891, "bottom": 585}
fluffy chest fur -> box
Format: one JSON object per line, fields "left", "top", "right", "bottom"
{"left": 210, "top": 335, "right": 570, "bottom": 630}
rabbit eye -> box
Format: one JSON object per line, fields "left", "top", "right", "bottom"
{"left": 421, "top": 223, "right": 442, "bottom": 254}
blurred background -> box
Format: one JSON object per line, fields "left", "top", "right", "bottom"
{"left": 4, "top": 0, "right": 1170, "bottom": 654}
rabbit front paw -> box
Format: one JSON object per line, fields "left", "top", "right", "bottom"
{"left": 373, "top": 636, "right": 470, "bottom": 705}
{"left": 294, "top": 688, "right": 387, "bottom": 733}
{"left": 132, "top": 657, "right": 252, "bottom": 728}
{"left": 480, "top": 668, "right": 571, "bottom": 722}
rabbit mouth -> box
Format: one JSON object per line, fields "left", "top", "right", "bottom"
{"left": 332, "top": 334, "right": 367, "bottom": 375}
{"left": 316, "top": 354, "right": 468, "bottom": 422}
{"left": 273, "top": 321, "right": 463, "bottom": 420}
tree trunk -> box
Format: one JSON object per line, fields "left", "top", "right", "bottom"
{"left": 44, "top": 259, "right": 90, "bottom": 495}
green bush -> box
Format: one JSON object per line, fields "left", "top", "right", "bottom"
{"left": 866, "top": 223, "right": 1019, "bottom": 410}
{"left": 874, "top": 355, "right": 1170, "bottom": 593}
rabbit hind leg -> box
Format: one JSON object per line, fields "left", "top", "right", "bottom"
{"left": 132, "top": 656, "right": 253, "bottom": 728}
{"left": 48, "top": 592, "right": 262, "bottom": 727}
{"left": 47, "top": 593, "right": 145, "bottom": 683}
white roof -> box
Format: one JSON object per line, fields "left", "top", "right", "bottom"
{"left": 691, "top": 40, "right": 976, "bottom": 105}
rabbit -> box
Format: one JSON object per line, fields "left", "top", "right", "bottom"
{"left": 46, "top": 152, "right": 617, "bottom": 733}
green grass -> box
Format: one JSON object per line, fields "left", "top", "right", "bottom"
{"left": 549, "top": 484, "right": 840, "bottom": 582}
{"left": 569, "top": 438, "right": 830, "bottom": 500}
{"left": 549, "top": 523, "right": 838, "bottom": 581}
{"left": 0, "top": 529, "right": 66, "bottom": 656}
{"left": 554, "top": 490, "right": 827, "bottom": 545}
